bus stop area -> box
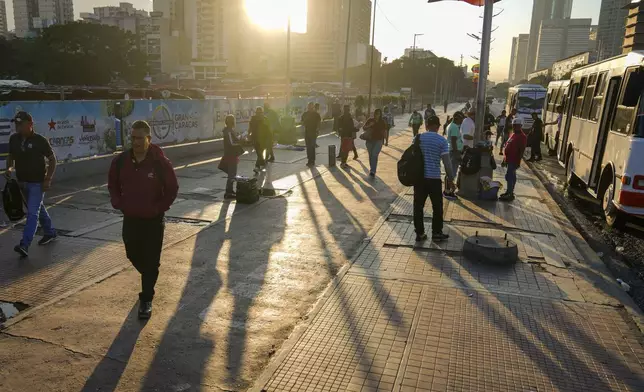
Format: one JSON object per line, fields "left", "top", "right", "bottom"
{"left": 1, "top": 112, "right": 644, "bottom": 392}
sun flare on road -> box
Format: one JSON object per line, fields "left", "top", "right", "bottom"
{"left": 244, "top": 0, "right": 307, "bottom": 33}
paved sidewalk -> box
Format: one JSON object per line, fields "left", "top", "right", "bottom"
{"left": 254, "top": 133, "right": 644, "bottom": 392}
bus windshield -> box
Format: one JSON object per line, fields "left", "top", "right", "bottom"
{"left": 516, "top": 91, "right": 546, "bottom": 114}
{"left": 636, "top": 91, "right": 644, "bottom": 138}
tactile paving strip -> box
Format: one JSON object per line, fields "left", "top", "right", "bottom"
{"left": 401, "top": 287, "right": 644, "bottom": 392}
{"left": 261, "top": 275, "right": 423, "bottom": 392}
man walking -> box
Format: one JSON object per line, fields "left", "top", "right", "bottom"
{"left": 249, "top": 107, "right": 273, "bottom": 173}
{"left": 424, "top": 104, "right": 436, "bottom": 131}
{"left": 495, "top": 110, "right": 507, "bottom": 147}
{"left": 383, "top": 106, "right": 394, "bottom": 146}
{"left": 338, "top": 105, "right": 357, "bottom": 169}
{"left": 108, "top": 120, "right": 179, "bottom": 319}
{"left": 5, "top": 111, "right": 57, "bottom": 257}
{"left": 446, "top": 112, "right": 464, "bottom": 197}
{"left": 414, "top": 116, "right": 455, "bottom": 242}
{"left": 302, "top": 102, "right": 321, "bottom": 167}
{"left": 500, "top": 118, "right": 527, "bottom": 202}
{"left": 408, "top": 110, "right": 423, "bottom": 136}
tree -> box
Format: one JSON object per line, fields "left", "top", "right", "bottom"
{"left": 490, "top": 82, "right": 510, "bottom": 99}
{"left": 0, "top": 22, "right": 148, "bottom": 86}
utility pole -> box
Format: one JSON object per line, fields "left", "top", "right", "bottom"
{"left": 341, "top": 0, "right": 353, "bottom": 105}
{"left": 286, "top": 14, "right": 292, "bottom": 114}
{"left": 367, "top": 0, "right": 378, "bottom": 117}
{"left": 409, "top": 33, "right": 423, "bottom": 114}
{"left": 474, "top": 0, "right": 493, "bottom": 142}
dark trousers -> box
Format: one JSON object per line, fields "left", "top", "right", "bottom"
{"left": 305, "top": 132, "right": 317, "bottom": 164}
{"left": 122, "top": 215, "right": 165, "bottom": 302}
{"left": 255, "top": 142, "right": 266, "bottom": 168}
{"left": 412, "top": 124, "right": 421, "bottom": 137}
{"left": 530, "top": 139, "right": 542, "bottom": 160}
{"left": 413, "top": 178, "right": 444, "bottom": 235}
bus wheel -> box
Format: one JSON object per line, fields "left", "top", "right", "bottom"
{"left": 601, "top": 182, "right": 627, "bottom": 229}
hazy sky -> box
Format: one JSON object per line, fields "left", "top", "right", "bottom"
{"left": 4, "top": 0, "right": 602, "bottom": 82}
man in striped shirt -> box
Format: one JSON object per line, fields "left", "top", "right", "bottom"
{"left": 414, "top": 116, "right": 455, "bottom": 242}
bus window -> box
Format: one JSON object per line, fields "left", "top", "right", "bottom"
{"left": 636, "top": 91, "right": 644, "bottom": 138}
{"left": 613, "top": 68, "right": 644, "bottom": 134}
{"left": 546, "top": 91, "right": 553, "bottom": 111}
{"left": 589, "top": 72, "right": 607, "bottom": 122}
{"left": 573, "top": 78, "right": 586, "bottom": 117}
{"left": 555, "top": 87, "right": 565, "bottom": 107}
{"left": 581, "top": 74, "right": 598, "bottom": 119}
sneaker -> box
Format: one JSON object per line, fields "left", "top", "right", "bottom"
{"left": 224, "top": 192, "right": 236, "bottom": 199}
{"left": 14, "top": 244, "right": 28, "bottom": 258}
{"left": 432, "top": 232, "right": 450, "bottom": 241}
{"left": 138, "top": 301, "right": 152, "bottom": 320}
{"left": 341, "top": 163, "right": 350, "bottom": 169}
{"left": 499, "top": 193, "right": 515, "bottom": 201}
{"left": 416, "top": 233, "right": 428, "bottom": 242}
{"left": 306, "top": 161, "right": 315, "bottom": 167}
{"left": 369, "top": 172, "right": 376, "bottom": 178}
{"left": 253, "top": 167, "right": 260, "bottom": 174}
{"left": 268, "top": 156, "right": 276, "bottom": 163}
{"left": 443, "top": 191, "right": 458, "bottom": 200}
{"left": 38, "top": 233, "right": 57, "bottom": 246}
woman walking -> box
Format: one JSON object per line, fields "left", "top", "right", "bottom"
{"left": 362, "top": 108, "right": 388, "bottom": 178}
{"left": 220, "top": 114, "right": 243, "bottom": 199}
{"left": 338, "top": 105, "right": 357, "bottom": 169}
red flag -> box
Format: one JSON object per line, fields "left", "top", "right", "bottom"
{"left": 427, "top": 0, "right": 501, "bottom": 6}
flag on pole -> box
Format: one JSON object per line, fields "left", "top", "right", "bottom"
{"left": 427, "top": 0, "right": 501, "bottom": 6}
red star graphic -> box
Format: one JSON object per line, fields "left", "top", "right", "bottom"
{"left": 48, "top": 119, "right": 56, "bottom": 130}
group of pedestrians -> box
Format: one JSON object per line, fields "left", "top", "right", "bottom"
{"left": 409, "top": 101, "right": 538, "bottom": 242}
{"left": 4, "top": 113, "right": 179, "bottom": 320}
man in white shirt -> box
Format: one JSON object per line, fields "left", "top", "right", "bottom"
{"left": 460, "top": 109, "right": 476, "bottom": 149}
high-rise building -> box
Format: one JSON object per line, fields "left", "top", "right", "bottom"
{"left": 508, "top": 37, "right": 518, "bottom": 82}
{"left": 404, "top": 47, "right": 436, "bottom": 59}
{"left": 596, "top": 0, "right": 630, "bottom": 60}
{"left": 13, "top": 0, "right": 74, "bottom": 37}
{"left": 0, "top": 1, "right": 8, "bottom": 36}
{"left": 535, "top": 18, "right": 592, "bottom": 71}
{"left": 510, "top": 34, "right": 530, "bottom": 84}
{"left": 526, "top": 0, "right": 573, "bottom": 75}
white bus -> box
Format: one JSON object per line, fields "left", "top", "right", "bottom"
{"left": 543, "top": 80, "right": 570, "bottom": 155}
{"left": 558, "top": 51, "right": 644, "bottom": 227}
{"left": 506, "top": 84, "right": 547, "bottom": 130}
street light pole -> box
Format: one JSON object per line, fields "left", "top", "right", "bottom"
{"left": 341, "top": 0, "right": 353, "bottom": 105}
{"left": 409, "top": 33, "right": 423, "bottom": 114}
{"left": 474, "top": 0, "right": 494, "bottom": 142}
{"left": 286, "top": 14, "right": 292, "bottom": 114}
{"left": 367, "top": 0, "right": 378, "bottom": 118}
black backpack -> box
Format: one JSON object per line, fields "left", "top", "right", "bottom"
{"left": 461, "top": 148, "right": 482, "bottom": 176}
{"left": 3, "top": 179, "right": 25, "bottom": 221}
{"left": 397, "top": 136, "right": 424, "bottom": 186}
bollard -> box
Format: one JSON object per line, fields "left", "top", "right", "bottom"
{"left": 328, "top": 145, "right": 336, "bottom": 167}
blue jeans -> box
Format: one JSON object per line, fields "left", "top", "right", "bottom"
{"left": 505, "top": 163, "right": 518, "bottom": 195}
{"left": 21, "top": 182, "right": 55, "bottom": 248}
{"left": 365, "top": 140, "right": 383, "bottom": 175}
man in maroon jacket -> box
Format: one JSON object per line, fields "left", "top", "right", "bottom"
{"left": 108, "top": 120, "right": 179, "bottom": 319}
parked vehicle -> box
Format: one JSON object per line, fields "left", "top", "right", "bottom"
{"left": 506, "top": 84, "right": 547, "bottom": 130}
{"left": 557, "top": 51, "right": 644, "bottom": 228}
{"left": 543, "top": 80, "right": 570, "bottom": 155}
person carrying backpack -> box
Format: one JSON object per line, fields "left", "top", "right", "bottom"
{"left": 414, "top": 116, "right": 455, "bottom": 242}
{"left": 5, "top": 111, "right": 58, "bottom": 258}
{"left": 108, "top": 120, "right": 179, "bottom": 319}
{"left": 424, "top": 104, "right": 436, "bottom": 131}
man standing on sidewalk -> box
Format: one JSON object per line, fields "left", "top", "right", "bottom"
{"left": 5, "top": 111, "right": 57, "bottom": 257}
{"left": 108, "top": 120, "right": 179, "bottom": 319}
{"left": 383, "top": 106, "right": 394, "bottom": 146}
{"left": 249, "top": 107, "right": 274, "bottom": 173}
{"left": 408, "top": 110, "right": 423, "bottom": 136}
{"left": 460, "top": 108, "right": 476, "bottom": 149}
{"left": 424, "top": 104, "right": 436, "bottom": 131}
{"left": 414, "top": 116, "right": 455, "bottom": 242}
{"left": 302, "top": 102, "right": 321, "bottom": 167}
{"left": 500, "top": 118, "right": 527, "bottom": 202}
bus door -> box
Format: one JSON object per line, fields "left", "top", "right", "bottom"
{"left": 559, "top": 83, "right": 579, "bottom": 162}
{"left": 589, "top": 76, "right": 621, "bottom": 190}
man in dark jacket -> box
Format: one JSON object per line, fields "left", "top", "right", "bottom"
{"left": 108, "top": 120, "right": 179, "bottom": 319}
{"left": 249, "top": 107, "right": 274, "bottom": 173}
{"left": 302, "top": 102, "right": 321, "bottom": 166}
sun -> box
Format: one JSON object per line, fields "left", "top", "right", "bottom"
{"left": 244, "top": 0, "right": 307, "bottom": 33}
